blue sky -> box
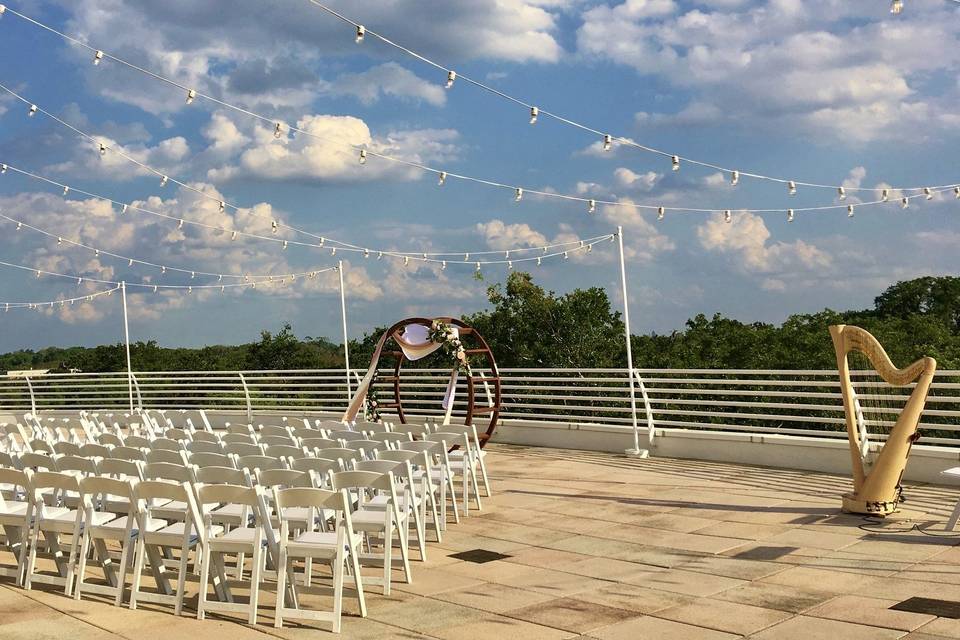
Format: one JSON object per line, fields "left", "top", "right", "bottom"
{"left": 0, "top": 0, "right": 958, "bottom": 352}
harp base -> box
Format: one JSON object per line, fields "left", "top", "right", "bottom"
{"left": 842, "top": 492, "right": 900, "bottom": 517}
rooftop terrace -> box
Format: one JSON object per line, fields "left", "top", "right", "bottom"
{"left": 6, "top": 444, "right": 960, "bottom": 639}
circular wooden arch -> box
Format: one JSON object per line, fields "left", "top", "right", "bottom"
{"left": 346, "top": 317, "right": 501, "bottom": 447}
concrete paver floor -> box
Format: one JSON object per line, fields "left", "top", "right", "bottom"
{"left": 4, "top": 444, "right": 960, "bottom": 639}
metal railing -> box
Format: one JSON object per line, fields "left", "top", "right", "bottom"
{"left": 0, "top": 368, "right": 958, "bottom": 446}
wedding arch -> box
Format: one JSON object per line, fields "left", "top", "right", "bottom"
{"left": 342, "top": 317, "right": 501, "bottom": 447}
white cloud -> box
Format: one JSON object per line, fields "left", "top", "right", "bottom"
{"left": 330, "top": 63, "right": 447, "bottom": 107}
{"left": 614, "top": 167, "right": 661, "bottom": 191}
{"left": 697, "top": 210, "right": 832, "bottom": 273}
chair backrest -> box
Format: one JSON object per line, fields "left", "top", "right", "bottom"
{"left": 0, "top": 468, "right": 30, "bottom": 505}
{"left": 189, "top": 431, "right": 221, "bottom": 444}
{"left": 318, "top": 420, "right": 347, "bottom": 432}
{"left": 55, "top": 455, "right": 99, "bottom": 475}
{"left": 19, "top": 451, "right": 57, "bottom": 471}
{"left": 259, "top": 434, "right": 296, "bottom": 447}
{"left": 143, "top": 461, "right": 195, "bottom": 483}
{"left": 428, "top": 431, "right": 470, "bottom": 450}
{"left": 256, "top": 468, "right": 311, "bottom": 489}
{"left": 122, "top": 435, "right": 151, "bottom": 449}
{"left": 273, "top": 487, "right": 345, "bottom": 527}
{"left": 145, "top": 449, "right": 186, "bottom": 465}
{"left": 223, "top": 443, "right": 264, "bottom": 458}
{"left": 264, "top": 444, "right": 307, "bottom": 460}
{"left": 355, "top": 459, "right": 404, "bottom": 476}
{"left": 78, "top": 476, "right": 135, "bottom": 515}
{"left": 353, "top": 421, "right": 391, "bottom": 434}
{"left": 150, "top": 437, "right": 184, "bottom": 452}
{"left": 110, "top": 446, "right": 147, "bottom": 462}
{"left": 188, "top": 452, "right": 236, "bottom": 469}
{"left": 52, "top": 441, "right": 82, "bottom": 456}
{"left": 289, "top": 457, "right": 339, "bottom": 485}
{"left": 135, "top": 479, "right": 202, "bottom": 537}
{"left": 223, "top": 424, "right": 254, "bottom": 437}
{"left": 196, "top": 483, "right": 260, "bottom": 509}
{"left": 332, "top": 469, "right": 394, "bottom": 493}
{"left": 0, "top": 451, "right": 16, "bottom": 469}
{"left": 258, "top": 425, "right": 293, "bottom": 439}
{"left": 98, "top": 458, "right": 144, "bottom": 481}
{"left": 376, "top": 449, "right": 420, "bottom": 465}
{"left": 78, "top": 443, "right": 112, "bottom": 459}
{"left": 236, "top": 455, "right": 286, "bottom": 473}
{"left": 330, "top": 430, "right": 366, "bottom": 442}
{"left": 392, "top": 423, "right": 432, "bottom": 439}
{"left": 164, "top": 428, "right": 192, "bottom": 442}
{"left": 96, "top": 432, "right": 125, "bottom": 448}
{"left": 300, "top": 437, "right": 340, "bottom": 451}
{"left": 29, "top": 440, "right": 56, "bottom": 455}
{"left": 195, "top": 465, "right": 251, "bottom": 487}
{"left": 368, "top": 433, "right": 411, "bottom": 448}
{"left": 345, "top": 440, "right": 383, "bottom": 458}
{"left": 31, "top": 470, "right": 80, "bottom": 495}
{"left": 318, "top": 448, "right": 362, "bottom": 467}
{"left": 186, "top": 440, "right": 224, "bottom": 454}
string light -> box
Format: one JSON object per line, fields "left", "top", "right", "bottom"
{"left": 671, "top": 155, "right": 680, "bottom": 171}
{"left": 514, "top": 187, "right": 523, "bottom": 202}
{"left": 403, "top": 256, "right": 410, "bottom": 266}
{"left": 121, "top": 204, "right": 128, "bottom": 214}
{"left": 27, "top": 104, "right": 37, "bottom": 117}
{"left": 536, "top": 256, "right": 541, "bottom": 266}
{"left": 0, "top": 6, "right": 5, "bottom": 18}
{"left": 1, "top": 164, "right": 6, "bottom": 174}
{"left": 218, "top": 200, "right": 225, "bottom": 213}
{"left": 62, "top": 186, "right": 69, "bottom": 196}
{"left": 731, "top": 170, "right": 740, "bottom": 186}
{"left": 529, "top": 106, "right": 538, "bottom": 125}
{"left": 603, "top": 134, "right": 612, "bottom": 152}
{"left": 563, "top": 251, "right": 569, "bottom": 260}
{"left": 475, "top": 261, "right": 481, "bottom": 272}
{"left": 359, "top": 149, "right": 367, "bottom": 165}
{"left": 788, "top": 181, "right": 797, "bottom": 195}
{"left": 657, "top": 206, "right": 665, "bottom": 221}
{"left": 177, "top": 218, "right": 184, "bottom": 230}
{"left": 901, "top": 197, "right": 910, "bottom": 209}
{"left": 891, "top": 0, "right": 904, "bottom": 13}
{"left": 363, "top": 248, "right": 370, "bottom": 258}
{"left": 355, "top": 24, "right": 365, "bottom": 43}
{"left": 847, "top": 204, "right": 854, "bottom": 217}
{"left": 159, "top": 175, "right": 168, "bottom": 187}
{"left": 787, "top": 209, "right": 795, "bottom": 222}
{"left": 882, "top": 189, "right": 890, "bottom": 202}
{"left": 724, "top": 209, "right": 732, "bottom": 223}
{"left": 588, "top": 199, "right": 596, "bottom": 214}
{"left": 508, "top": 260, "right": 513, "bottom": 270}
{"left": 441, "top": 260, "right": 447, "bottom": 270}
{"left": 282, "top": 240, "right": 288, "bottom": 250}
{"left": 186, "top": 89, "right": 196, "bottom": 104}
{"left": 271, "top": 220, "right": 279, "bottom": 234}
{"left": 231, "top": 230, "right": 238, "bottom": 241}
{"left": 93, "top": 50, "right": 103, "bottom": 65}
{"left": 98, "top": 142, "right": 106, "bottom": 156}
{"left": 438, "top": 171, "right": 446, "bottom": 186}
{"left": 445, "top": 70, "right": 456, "bottom": 89}
{"left": 274, "top": 122, "right": 283, "bottom": 139}
{"left": 837, "top": 186, "right": 846, "bottom": 200}
{"left": 954, "top": 187, "right": 960, "bottom": 199}
{"left": 924, "top": 187, "right": 933, "bottom": 200}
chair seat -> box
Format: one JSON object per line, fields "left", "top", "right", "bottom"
{"left": 39, "top": 509, "right": 114, "bottom": 533}
{"left": 210, "top": 503, "right": 248, "bottom": 525}
{"left": 145, "top": 521, "right": 219, "bottom": 545}
{"left": 351, "top": 509, "right": 402, "bottom": 532}
{"left": 285, "top": 531, "right": 339, "bottom": 558}
{"left": 96, "top": 515, "right": 167, "bottom": 535}
{"left": 210, "top": 526, "right": 278, "bottom": 552}
{"left": 942, "top": 467, "right": 960, "bottom": 478}
{"left": 0, "top": 502, "right": 29, "bottom": 517}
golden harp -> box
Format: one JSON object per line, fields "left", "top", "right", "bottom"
{"left": 830, "top": 324, "right": 936, "bottom": 516}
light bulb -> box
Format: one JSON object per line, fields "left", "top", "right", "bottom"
{"left": 0, "top": 6, "right": 6, "bottom": 18}
{"left": 508, "top": 261, "right": 513, "bottom": 270}
{"left": 128, "top": 259, "right": 133, "bottom": 266}
{"left": 724, "top": 209, "right": 732, "bottom": 223}
{"left": 603, "top": 134, "right": 612, "bottom": 151}
{"left": 218, "top": 200, "right": 225, "bottom": 213}
{"left": 217, "top": 274, "right": 222, "bottom": 282}
{"left": 588, "top": 199, "right": 596, "bottom": 214}
{"left": 536, "top": 256, "right": 542, "bottom": 266}
{"left": 177, "top": 218, "right": 184, "bottom": 229}
{"left": 464, "top": 253, "right": 469, "bottom": 261}
{"left": 28, "top": 104, "right": 37, "bottom": 117}
{"left": 441, "top": 260, "right": 447, "bottom": 270}
{"left": 954, "top": 187, "right": 960, "bottom": 199}
{"left": 160, "top": 175, "right": 168, "bottom": 187}
{"left": 403, "top": 256, "right": 410, "bottom": 266}
{"left": 731, "top": 170, "right": 739, "bottom": 186}
{"left": 847, "top": 204, "right": 854, "bottom": 217}
{"left": 99, "top": 142, "right": 106, "bottom": 156}
{"left": 271, "top": 220, "right": 278, "bottom": 234}
{"left": 190, "top": 271, "right": 195, "bottom": 279}
{"left": 220, "top": 285, "right": 225, "bottom": 293}
{"left": 77, "top": 277, "right": 82, "bottom": 285}
{"left": 35, "top": 270, "right": 40, "bottom": 278}
{"left": 924, "top": 187, "right": 933, "bottom": 200}
{"left": 891, "top": 0, "right": 903, "bottom": 13}
{"left": 514, "top": 187, "right": 523, "bottom": 202}
{"left": 274, "top": 122, "right": 283, "bottom": 139}
{"left": 563, "top": 251, "right": 569, "bottom": 260}
{"left": 359, "top": 149, "right": 367, "bottom": 165}
{"left": 504, "top": 250, "right": 510, "bottom": 259}
{"left": 153, "top": 285, "right": 158, "bottom": 293}
{"left": 881, "top": 188, "right": 889, "bottom": 202}
{"left": 331, "top": 247, "right": 336, "bottom": 256}
{"left": 231, "top": 230, "right": 237, "bottom": 241}
{"left": 57, "top": 237, "right": 62, "bottom": 245}
{"left": 282, "top": 240, "right": 288, "bottom": 250}
{"left": 788, "top": 181, "right": 797, "bottom": 195}
{"left": 364, "top": 248, "right": 370, "bottom": 258}
{"left": 901, "top": 197, "right": 909, "bottom": 209}
{"left": 445, "top": 70, "right": 456, "bottom": 89}
{"left": 188, "top": 286, "right": 192, "bottom": 294}
{"left": 787, "top": 209, "right": 795, "bottom": 222}
{"left": 186, "top": 89, "right": 196, "bottom": 104}
{"left": 93, "top": 50, "right": 103, "bottom": 65}
{"left": 475, "top": 261, "right": 481, "bottom": 272}
{"left": 657, "top": 206, "right": 665, "bottom": 221}
{"left": 15, "top": 222, "right": 21, "bottom": 230}
{"left": 837, "top": 186, "right": 846, "bottom": 200}
{"left": 529, "top": 106, "right": 538, "bottom": 125}
{"left": 161, "top": 266, "right": 166, "bottom": 274}
{"left": 95, "top": 249, "right": 99, "bottom": 257}
{"left": 671, "top": 155, "right": 680, "bottom": 171}
{"left": 1, "top": 164, "right": 6, "bottom": 174}
{"left": 121, "top": 204, "right": 128, "bottom": 214}
{"left": 377, "top": 251, "right": 383, "bottom": 259}
{"left": 438, "top": 171, "right": 447, "bottom": 186}
{"left": 62, "top": 186, "right": 69, "bottom": 196}
{"left": 355, "top": 24, "right": 365, "bottom": 43}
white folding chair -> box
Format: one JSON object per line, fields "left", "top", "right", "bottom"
{"left": 0, "top": 468, "right": 32, "bottom": 584}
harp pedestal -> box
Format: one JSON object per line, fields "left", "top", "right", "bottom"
{"left": 842, "top": 493, "right": 900, "bottom": 517}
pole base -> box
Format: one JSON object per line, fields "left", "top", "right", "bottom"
{"left": 624, "top": 448, "right": 650, "bottom": 458}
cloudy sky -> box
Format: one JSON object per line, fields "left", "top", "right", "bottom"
{"left": 0, "top": 0, "right": 958, "bottom": 352}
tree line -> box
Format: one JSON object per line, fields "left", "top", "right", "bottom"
{"left": 2, "top": 274, "right": 958, "bottom": 373}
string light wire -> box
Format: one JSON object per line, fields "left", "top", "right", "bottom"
{"left": 0, "top": 283, "right": 119, "bottom": 310}
{"left": 303, "top": 0, "right": 957, "bottom": 194}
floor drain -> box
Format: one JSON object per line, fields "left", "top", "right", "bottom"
{"left": 449, "top": 549, "right": 512, "bottom": 564}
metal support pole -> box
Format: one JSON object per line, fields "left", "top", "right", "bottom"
{"left": 618, "top": 227, "right": 649, "bottom": 458}
{"left": 338, "top": 261, "right": 351, "bottom": 402}
{"left": 120, "top": 282, "right": 135, "bottom": 413}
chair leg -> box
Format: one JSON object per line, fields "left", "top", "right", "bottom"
{"left": 478, "top": 452, "right": 492, "bottom": 497}
{"left": 73, "top": 530, "right": 92, "bottom": 600}
{"left": 64, "top": 521, "right": 82, "bottom": 598}
{"left": 948, "top": 499, "right": 960, "bottom": 531}
{"left": 348, "top": 545, "right": 366, "bottom": 618}
{"left": 197, "top": 546, "right": 211, "bottom": 620}
{"left": 382, "top": 528, "right": 392, "bottom": 596}
{"left": 128, "top": 538, "right": 146, "bottom": 610}
{"left": 273, "top": 547, "right": 287, "bottom": 629}
{"left": 173, "top": 542, "right": 190, "bottom": 616}
{"left": 23, "top": 523, "right": 41, "bottom": 590}
{"left": 332, "top": 552, "right": 344, "bottom": 634}
{"left": 114, "top": 536, "right": 132, "bottom": 607}
{"left": 248, "top": 541, "right": 262, "bottom": 626}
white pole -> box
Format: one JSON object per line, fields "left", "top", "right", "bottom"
{"left": 121, "top": 282, "right": 134, "bottom": 413}
{"left": 338, "top": 261, "right": 351, "bottom": 401}
{"left": 618, "top": 227, "right": 648, "bottom": 458}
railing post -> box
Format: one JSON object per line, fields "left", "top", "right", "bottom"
{"left": 238, "top": 372, "right": 253, "bottom": 423}
{"left": 634, "top": 370, "right": 656, "bottom": 447}
{"left": 24, "top": 376, "right": 37, "bottom": 417}
{"left": 617, "top": 226, "right": 649, "bottom": 458}
{"left": 130, "top": 372, "right": 144, "bottom": 410}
